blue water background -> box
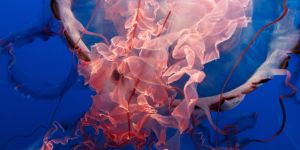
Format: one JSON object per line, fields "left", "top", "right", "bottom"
{"left": 0, "top": 0, "right": 299, "bottom": 149}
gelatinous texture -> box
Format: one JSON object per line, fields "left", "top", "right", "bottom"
{"left": 45, "top": 0, "right": 252, "bottom": 149}
{"left": 73, "top": 1, "right": 252, "bottom": 149}
{"left": 1, "top": 0, "right": 299, "bottom": 149}
{"left": 39, "top": 0, "right": 300, "bottom": 149}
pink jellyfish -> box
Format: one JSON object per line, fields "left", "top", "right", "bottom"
{"left": 41, "top": 0, "right": 299, "bottom": 149}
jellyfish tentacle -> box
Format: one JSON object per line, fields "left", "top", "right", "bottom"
{"left": 196, "top": 100, "right": 227, "bottom": 135}
{"left": 72, "top": 0, "right": 102, "bottom": 61}
{"left": 252, "top": 69, "right": 298, "bottom": 142}
{"left": 216, "top": 0, "right": 290, "bottom": 146}
{"left": 234, "top": 65, "right": 299, "bottom": 147}
{"left": 272, "top": 69, "right": 298, "bottom": 94}
{"left": 81, "top": 29, "right": 109, "bottom": 45}
{"left": 1, "top": 125, "right": 48, "bottom": 150}
{"left": 220, "top": 0, "right": 289, "bottom": 100}
{"left": 42, "top": 121, "right": 80, "bottom": 150}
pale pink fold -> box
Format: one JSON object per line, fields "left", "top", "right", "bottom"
{"left": 73, "top": 0, "right": 253, "bottom": 149}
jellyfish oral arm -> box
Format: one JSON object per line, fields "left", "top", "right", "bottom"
{"left": 49, "top": 0, "right": 252, "bottom": 149}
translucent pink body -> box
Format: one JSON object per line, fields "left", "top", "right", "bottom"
{"left": 43, "top": 0, "right": 252, "bottom": 149}
{"left": 78, "top": 0, "right": 251, "bottom": 148}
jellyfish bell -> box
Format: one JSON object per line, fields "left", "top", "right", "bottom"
{"left": 51, "top": 0, "right": 299, "bottom": 149}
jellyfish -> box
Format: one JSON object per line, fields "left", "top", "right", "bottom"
{"left": 0, "top": 0, "right": 299, "bottom": 149}
{"left": 37, "top": 0, "right": 300, "bottom": 149}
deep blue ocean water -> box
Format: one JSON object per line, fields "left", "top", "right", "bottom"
{"left": 0, "top": 0, "right": 299, "bottom": 150}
